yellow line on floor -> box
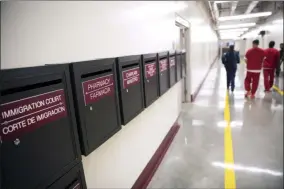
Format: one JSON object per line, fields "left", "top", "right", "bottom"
{"left": 224, "top": 91, "right": 236, "bottom": 189}
{"left": 273, "top": 85, "right": 284, "bottom": 95}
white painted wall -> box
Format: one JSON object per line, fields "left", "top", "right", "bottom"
{"left": 265, "top": 25, "right": 283, "bottom": 50}
{"left": 177, "top": 1, "right": 219, "bottom": 96}
{"left": 1, "top": 1, "right": 218, "bottom": 188}
{"left": 83, "top": 83, "right": 182, "bottom": 188}
{"left": 1, "top": 1, "right": 182, "bottom": 68}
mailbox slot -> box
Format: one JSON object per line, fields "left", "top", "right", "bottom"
{"left": 142, "top": 53, "right": 159, "bottom": 108}
{"left": 169, "top": 51, "right": 177, "bottom": 87}
{"left": 176, "top": 51, "right": 182, "bottom": 81}
{"left": 70, "top": 58, "right": 121, "bottom": 156}
{"left": 0, "top": 65, "right": 82, "bottom": 189}
{"left": 117, "top": 55, "right": 144, "bottom": 125}
{"left": 48, "top": 163, "right": 87, "bottom": 189}
{"left": 158, "top": 52, "right": 169, "bottom": 96}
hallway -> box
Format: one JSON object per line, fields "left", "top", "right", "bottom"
{"left": 148, "top": 61, "right": 283, "bottom": 188}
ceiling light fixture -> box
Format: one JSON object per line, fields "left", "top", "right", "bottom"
{"left": 220, "top": 36, "right": 241, "bottom": 40}
{"left": 220, "top": 33, "right": 242, "bottom": 37}
{"left": 220, "top": 35, "right": 242, "bottom": 38}
{"left": 214, "top": 1, "right": 234, "bottom": 4}
{"left": 220, "top": 32, "right": 243, "bottom": 36}
{"left": 218, "top": 23, "right": 256, "bottom": 29}
{"left": 218, "top": 12, "right": 272, "bottom": 21}
{"left": 220, "top": 33, "right": 244, "bottom": 37}
{"left": 218, "top": 28, "right": 249, "bottom": 32}
{"left": 219, "top": 30, "right": 244, "bottom": 34}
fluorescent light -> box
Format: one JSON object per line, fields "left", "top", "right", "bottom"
{"left": 221, "top": 36, "right": 241, "bottom": 39}
{"left": 220, "top": 33, "right": 244, "bottom": 35}
{"left": 221, "top": 37, "right": 241, "bottom": 40}
{"left": 273, "top": 19, "right": 283, "bottom": 24}
{"left": 218, "top": 12, "right": 272, "bottom": 21}
{"left": 214, "top": 1, "right": 233, "bottom": 3}
{"left": 220, "top": 34, "right": 241, "bottom": 38}
{"left": 219, "top": 28, "right": 249, "bottom": 32}
{"left": 218, "top": 23, "right": 256, "bottom": 29}
{"left": 220, "top": 31, "right": 244, "bottom": 35}
{"left": 220, "top": 34, "right": 242, "bottom": 37}
{"left": 220, "top": 34, "right": 244, "bottom": 38}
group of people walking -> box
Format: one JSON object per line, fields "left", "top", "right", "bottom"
{"left": 222, "top": 40, "right": 283, "bottom": 99}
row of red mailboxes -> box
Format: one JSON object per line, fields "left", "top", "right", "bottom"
{"left": 0, "top": 51, "right": 186, "bottom": 189}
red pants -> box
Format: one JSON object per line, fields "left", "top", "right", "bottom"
{"left": 263, "top": 69, "right": 275, "bottom": 90}
{"left": 244, "top": 71, "right": 260, "bottom": 95}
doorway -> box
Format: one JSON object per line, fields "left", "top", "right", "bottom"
{"left": 175, "top": 15, "right": 190, "bottom": 103}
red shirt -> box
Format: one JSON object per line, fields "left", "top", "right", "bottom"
{"left": 245, "top": 47, "right": 265, "bottom": 70}
{"left": 263, "top": 48, "right": 280, "bottom": 69}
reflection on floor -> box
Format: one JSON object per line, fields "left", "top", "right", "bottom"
{"left": 147, "top": 62, "right": 283, "bottom": 188}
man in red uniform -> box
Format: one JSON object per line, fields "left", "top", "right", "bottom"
{"left": 244, "top": 39, "right": 265, "bottom": 99}
{"left": 263, "top": 41, "right": 280, "bottom": 92}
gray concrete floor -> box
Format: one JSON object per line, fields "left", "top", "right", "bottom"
{"left": 147, "top": 62, "right": 283, "bottom": 189}
{"left": 275, "top": 74, "right": 284, "bottom": 91}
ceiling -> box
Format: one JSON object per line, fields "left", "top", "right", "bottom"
{"left": 208, "top": 1, "right": 283, "bottom": 39}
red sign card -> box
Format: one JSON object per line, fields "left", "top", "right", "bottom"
{"left": 0, "top": 89, "right": 67, "bottom": 141}
{"left": 170, "top": 57, "right": 175, "bottom": 67}
{"left": 82, "top": 74, "right": 114, "bottom": 105}
{"left": 145, "top": 62, "right": 157, "bottom": 79}
{"left": 159, "top": 59, "right": 168, "bottom": 72}
{"left": 122, "top": 67, "right": 140, "bottom": 89}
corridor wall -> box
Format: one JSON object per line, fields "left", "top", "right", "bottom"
{"left": 265, "top": 25, "right": 283, "bottom": 49}
{"left": 235, "top": 40, "right": 246, "bottom": 57}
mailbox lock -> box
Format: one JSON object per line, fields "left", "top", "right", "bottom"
{"left": 126, "top": 89, "right": 128, "bottom": 93}
{"left": 147, "top": 80, "right": 149, "bottom": 83}
{"left": 14, "top": 138, "right": 20, "bottom": 146}
{"left": 90, "top": 106, "right": 93, "bottom": 111}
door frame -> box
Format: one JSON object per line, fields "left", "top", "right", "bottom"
{"left": 175, "top": 14, "right": 191, "bottom": 103}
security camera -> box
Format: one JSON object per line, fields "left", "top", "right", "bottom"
{"left": 259, "top": 30, "right": 266, "bottom": 37}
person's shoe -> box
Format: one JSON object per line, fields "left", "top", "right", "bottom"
{"left": 250, "top": 94, "right": 255, "bottom": 99}
{"left": 245, "top": 92, "right": 250, "bottom": 98}
{"left": 264, "top": 89, "right": 272, "bottom": 93}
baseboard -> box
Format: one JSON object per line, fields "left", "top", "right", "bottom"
{"left": 191, "top": 56, "right": 219, "bottom": 102}
{"left": 131, "top": 123, "right": 180, "bottom": 189}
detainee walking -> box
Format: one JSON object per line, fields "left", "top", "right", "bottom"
{"left": 263, "top": 41, "right": 280, "bottom": 92}
{"left": 244, "top": 39, "right": 265, "bottom": 99}
{"left": 222, "top": 45, "right": 240, "bottom": 92}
